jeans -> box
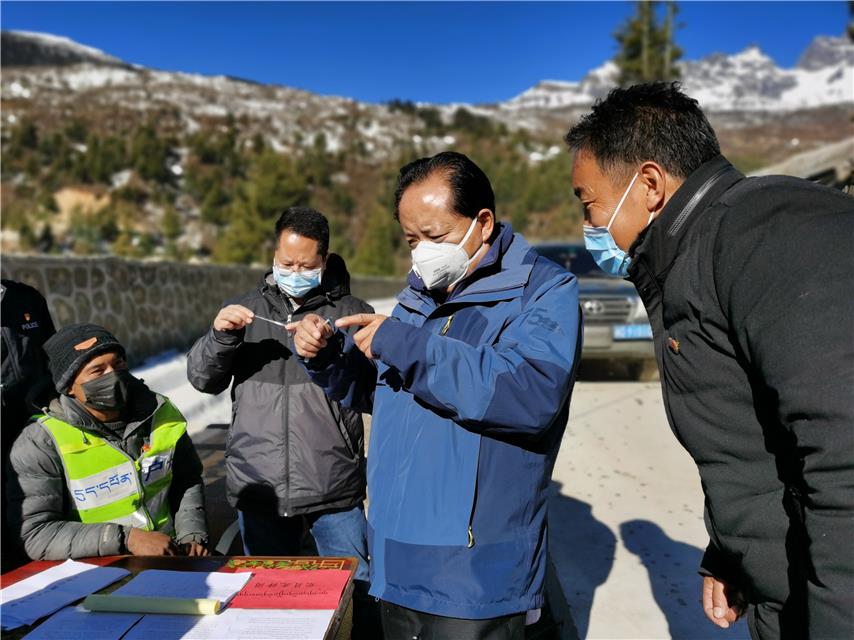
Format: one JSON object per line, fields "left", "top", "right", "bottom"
{"left": 238, "top": 505, "right": 382, "bottom": 638}
{"left": 237, "top": 505, "right": 370, "bottom": 582}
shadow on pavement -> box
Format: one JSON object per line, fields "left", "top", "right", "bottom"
{"left": 547, "top": 482, "right": 616, "bottom": 639}
{"left": 620, "top": 519, "right": 749, "bottom": 639}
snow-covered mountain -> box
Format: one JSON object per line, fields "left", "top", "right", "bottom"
{"left": 1, "top": 29, "right": 851, "bottom": 158}
{"left": 1, "top": 30, "right": 129, "bottom": 68}
{"left": 501, "top": 36, "right": 853, "bottom": 114}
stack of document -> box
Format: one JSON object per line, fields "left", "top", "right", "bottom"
{"left": 20, "top": 605, "right": 141, "bottom": 640}
{"left": 124, "top": 608, "right": 336, "bottom": 640}
{"left": 112, "top": 569, "right": 252, "bottom": 605}
{"left": 0, "top": 560, "right": 129, "bottom": 631}
{"left": 8, "top": 565, "right": 346, "bottom": 639}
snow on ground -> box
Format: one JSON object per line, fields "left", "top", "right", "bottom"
{"left": 132, "top": 349, "right": 230, "bottom": 436}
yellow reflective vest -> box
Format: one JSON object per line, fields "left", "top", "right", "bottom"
{"left": 38, "top": 400, "right": 187, "bottom": 533}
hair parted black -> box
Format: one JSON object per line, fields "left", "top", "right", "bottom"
{"left": 564, "top": 82, "right": 721, "bottom": 180}
{"left": 274, "top": 206, "right": 330, "bottom": 255}
{"left": 393, "top": 151, "right": 496, "bottom": 222}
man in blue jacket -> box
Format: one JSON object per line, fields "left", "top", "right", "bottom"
{"left": 291, "top": 151, "right": 581, "bottom": 639}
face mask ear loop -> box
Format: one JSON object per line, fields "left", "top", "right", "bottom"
{"left": 606, "top": 173, "right": 639, "bottom": 231}
{"left": 457, "top": 217, "right": 479, "bottom": 248}
{"left": 646, "top": 210, "right": 658, "bottom": 227}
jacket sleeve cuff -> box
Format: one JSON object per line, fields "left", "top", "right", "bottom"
{"left": 699, "top": 542, "right": 728, "bottom": 579}
{"left": 176, "top": 533, "right": 209, "bottom": 546}
{"left": 212, "top": 326, "right": 244, "bottom": 346}
{"left": 102, "top": 523, "right": 126, "bottom": 556}
{"left": 302, "top": 330, "right": 346, "bottom": 371}
{"left": 371, "top": 317, "right": 415, "bottom": 365}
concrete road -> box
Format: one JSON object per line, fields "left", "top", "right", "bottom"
{"left": 549, "top": 371, "right": 749, "bottom": 639}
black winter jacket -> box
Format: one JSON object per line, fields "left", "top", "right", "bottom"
{"left": 627, "top": 155, "right": 854, "bottom": 637}
{"left": 187, "top": 254, "right": 373, "bottom": 517}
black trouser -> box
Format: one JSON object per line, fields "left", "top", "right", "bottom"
{"left": 380, "top": 600, "right": 525, "bottom": 640}
{"left": 746, "top": 600, "right": 806, "bottom": 640}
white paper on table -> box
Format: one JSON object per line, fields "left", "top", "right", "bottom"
{"left": 111, "top": 570, "right": 252, "bottom": 605}
{"left": 0, "top": 559, "right": 130, "bottom": 630}
{"left": 20, "top": 605, "right": 141, "bottom": 640}
{"left": 123, "top": 608, "right": 336, "bottom": 640}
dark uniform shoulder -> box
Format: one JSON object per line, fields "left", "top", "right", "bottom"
{"left": 1, "top": 279, "right": 48, "bottom": 303}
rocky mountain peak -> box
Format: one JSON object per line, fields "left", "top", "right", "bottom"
{"left": 1, "top": 30, "right": 129, "bottom": 68}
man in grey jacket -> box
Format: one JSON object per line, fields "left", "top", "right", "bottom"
{"left": 6, "top": 324, "right": 208, "bottom": 560}
{"left": 187, "top": 207, "right": 378, "bottom": 637}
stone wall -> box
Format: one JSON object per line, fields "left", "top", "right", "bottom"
{"left": 1, "top": 254, "right": 405, "bottom": 364}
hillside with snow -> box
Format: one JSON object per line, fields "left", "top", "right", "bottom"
{"left": 501, "top": 36, "right": 853, "bottom": 116}
{"left": 1, "top": 29, "right": 850, "bottom": 265}
{"left": 2, "top": 30, "right": 851, "bottom": 148}
{"left": 1, "top": 30, "right": 129, "bottom": 68}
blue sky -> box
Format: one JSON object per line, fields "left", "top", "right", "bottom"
{"left": 1, "top": 1, "right": 847, "bottom": 104}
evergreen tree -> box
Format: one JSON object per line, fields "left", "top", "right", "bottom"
{"left": 244, "top": 149, "right": 310, "bottom": 221}
{"left": 130, "top": 125, "right": 170, "bottom": 183}
{"left": 11, "top": 119, "right": 38, "bottom": 150}
{"left": 614, "top": 1, "right": 682, "bottom": 85}
{"left": 201, "top": 179, "right": 230, "bottom": 225}
{"left": 212, "top": 205, "right": 268, "bottom": 265}
{"left": 350, "top": 203, "right": 398, "bottom": 275}
{"left": 162, "top": 205, "right": 181, "bottom": 241}
{"left": 37, "top": 224, "right": 55, "bottom": 253}
{"left": 18, "top": 221, "right": 36, "bottom": 250}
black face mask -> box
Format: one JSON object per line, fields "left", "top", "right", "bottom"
{"left": 80, "top": 369, "right": 133, "bottom": 412}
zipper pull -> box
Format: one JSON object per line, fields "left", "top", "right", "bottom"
{"left": 467, "top": 526, "right": 475, "bottom": 548}
{"left": 440, "top": 314, "right": 454, "bottom": 336}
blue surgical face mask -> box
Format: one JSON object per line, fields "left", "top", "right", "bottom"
{"left": 272, "top": 264, "right": 323, "bottom": 298}
{"left": 583, "top": 173, "right": 654, "bottom": 278}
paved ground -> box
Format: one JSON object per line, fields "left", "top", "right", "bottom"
{"left": 134, "top": 341, "right": 750, "bottom": 639}
{"left": 548, "top": 363, "right": 749, "bottom": 639}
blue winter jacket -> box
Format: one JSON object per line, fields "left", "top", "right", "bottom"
{"left": 304, "top": 223, "right": 581, "bottom": 618}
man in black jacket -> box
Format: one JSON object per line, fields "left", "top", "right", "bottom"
{"left": 187, "top": 207, "right": 378, "bottom": 636}
{"left": 565, "top": 83, "right": 853, "bottom": 639}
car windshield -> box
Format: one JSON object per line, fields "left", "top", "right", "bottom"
{"left": 534, "top": 245, "right": 607, "bottom": 278}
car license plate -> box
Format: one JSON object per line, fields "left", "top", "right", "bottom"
{"left": 612, "top": 324, "right": 653, "bottom": 340}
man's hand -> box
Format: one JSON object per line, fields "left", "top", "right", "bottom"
{"left": 289, "top": 314, "right": 334, "bottom": 359}
{"left": 126, "top": 529, "right": 179, "bottom": 556}
{"left": 213, "top": 304, "right": 254, "bottom": 332}
{"left": 335, "top": 314, "right": 389, "bottom": 360}
{"left": 702, "top": 575, "right": 746, "bottom": 629}
{"left": 181, "top": 541, "right": 210, "bottom": 557}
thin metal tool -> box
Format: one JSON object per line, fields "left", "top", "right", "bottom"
{"left": 253, "top": 314, "right": 290, "bottom": 329}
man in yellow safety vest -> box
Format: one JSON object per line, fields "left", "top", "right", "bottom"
{"left": 5, "top": 324, "right": 209, "bottom": 559}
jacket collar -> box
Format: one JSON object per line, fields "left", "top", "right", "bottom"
{"left": 628, "top": 155, "right": 743, "bottom": 283}
{"left": 50, "top": 380, "right": 164, "bottom": 442}
{"left": 397, "top": 222, "right": 534, "bottom": 315}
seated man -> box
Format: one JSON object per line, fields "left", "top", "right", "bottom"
{"left": 6, "top": 323, "right": 209, "bottom": 559}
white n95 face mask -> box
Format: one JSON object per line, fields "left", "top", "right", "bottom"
{"left": 411, "top": 218, "right": 485, "bottom": 290}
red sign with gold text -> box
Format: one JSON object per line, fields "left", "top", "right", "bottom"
{"left": 228, "top": 569, "right": 351, "bottom": 609}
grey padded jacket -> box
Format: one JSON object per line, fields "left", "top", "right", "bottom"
{"left": 187, "top": 254, "right": 372, "bottom": 517}
{"left": 6, "top": 382, "right": 208, "bottom": 560}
